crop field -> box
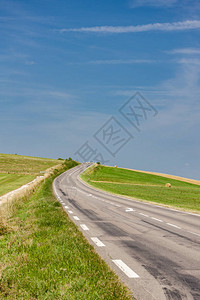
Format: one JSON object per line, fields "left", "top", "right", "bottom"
{"left": 0, "top": 153, "right": 62, "bottom": 196}
{"left": 81, "top": 165, "right": 200, "bottom": 212}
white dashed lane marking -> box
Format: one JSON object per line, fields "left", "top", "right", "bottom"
{"left": 167, "top": 223, "right": 181, "bottom": 229}
{"left": 151, "top": 217, "right": 163, "bottom": 222}
{"left": 68, "top": 210, "right": 73, "bottom": 214}
{"left": 139, "top": 213, "right": 149, "bottom": 217}
{"left": 112, "top": 260, "right": 140, "bottom": 278}
{"left": 55, "top": 180, "right": 200, "bottom": 242}
{"left": 188, "top": 231, "right": 200, "bottom": 237}
{"left": 73, "top": 216, "right": 80, "bottom": 221}
{"left": 79, "top": 191, "right": 198, "bottom": 236}
{"left": 80, "top": 224, "right": 89, "bottom": 231}
{"left": 91, "top": 237, "right": 105, "bottom": 247}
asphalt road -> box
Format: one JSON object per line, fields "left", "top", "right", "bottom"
{"left": 53, "top": 163, "right": 200, "bottom": 300}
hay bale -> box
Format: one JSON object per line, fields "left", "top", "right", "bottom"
{"left": 114, "top": 165, "right": 117, "bottom": 168}
{"left": 165, "top": 183, "right": 171, "bottom": 187}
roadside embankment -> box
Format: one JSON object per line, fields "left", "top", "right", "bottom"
{"left": 0, "top": 164, "right": 63, "bottom": 207}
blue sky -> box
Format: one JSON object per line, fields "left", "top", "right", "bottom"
{"left": 0, "top": 0, "right": 200, "bottom": 179}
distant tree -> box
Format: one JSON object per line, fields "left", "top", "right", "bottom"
{"left": 64, "top": 158, "right": 78, "bottom": 168}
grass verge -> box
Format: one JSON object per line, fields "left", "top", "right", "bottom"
{"left": 81, "top": 165, "right": 200, "bottom": 212}
{"left": 0, "top": 162, "right": 131, "bottom": 299}
{"left": 0, "top": 174, "right": 35, "bottom": 197}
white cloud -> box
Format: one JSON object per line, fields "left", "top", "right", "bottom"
{"left": 47, "top": 91, "right": 72, "bottom": 98}
{"left": 130, "top": 0, "right": 177, "bottom": 8}
{"left": 59, "top": 20, "right": 200, "bottom": 34}
{"left": 111, "top": 56, "right": 200, "bottom": 122}
{"left": 167, "top": 48, "right": 200, "bottom": 55}
{"left": 108, "top": 60, "right": 200, "bottom": 179}
{"left": 178, "top": 58, "right": 200, "bottom": 65}
{"left": 25, "top": 60, "right": 35, "bottom": 65}
{"left": 0, "top": 83, "right": 74, "bottom": 101}
{"left": 71, "top": 59, "right": 156, "bottom": 65}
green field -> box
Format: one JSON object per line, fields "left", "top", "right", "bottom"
{"left": 0, "top": 153, "right": 62, "bottom": 196}
{"left": 81, "top": 165, "right": 200, "bottom": 212}
{"left": 0, "top": 153, "right": 61, "bottom": 174}
{"left": 0, "top": 162, "right": 131, "bottom": 299}
{"left": 0, "top": 174, "right": 35, "bottom": 196}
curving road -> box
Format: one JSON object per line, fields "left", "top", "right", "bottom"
{"left": 53, "top": 163, "right": 200, "bottom": 300}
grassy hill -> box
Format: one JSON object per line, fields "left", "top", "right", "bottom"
{"left": 0, "top": 153, "right": 62, "bottom": 196}
{"left": 81, "top": 165, "right": 200, "bottom": 212}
